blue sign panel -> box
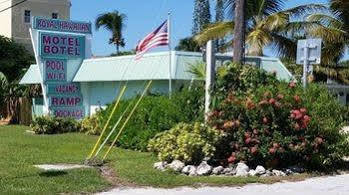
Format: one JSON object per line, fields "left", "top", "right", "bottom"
{"left": 47, "top": 83, "right": 80, "bottom": 95}
{"left": 39, "top": 32, "right": 85, "bottom": 59}
{"left": 33, "top": 17, "right": 92, "bottom": 34}
{"left": 50, "top": 106, "right": 85, "bottom": 119}
{"left": 44, "top": 59, "right": 67, "bottom": 82}
{"left": 49, "top": 95, "right": 83, "bottom": 107}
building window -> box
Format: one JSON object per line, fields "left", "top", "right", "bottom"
{"left": 52, "top": 13, "right": 58, "bottom": 19}
{"left": 24, "top": 10, "right": 31, "bottom": 23}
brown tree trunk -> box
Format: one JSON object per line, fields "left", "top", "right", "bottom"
{"left": 233, "top": 0, "right": 245, "bottom": 64}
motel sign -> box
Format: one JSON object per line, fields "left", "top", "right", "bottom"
{"left": 31, "top": 17, "right": 92, "bottom": 119}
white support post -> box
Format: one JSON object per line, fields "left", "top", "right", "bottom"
{"left": 303, "top": 42, "right": 309, "bottom": 88}
{"left": 205, "top": 40, "right": 215, "bottom": 122}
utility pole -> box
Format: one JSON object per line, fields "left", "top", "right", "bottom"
{"left": 233, "top": 0, "right": 245, "bottom": 64}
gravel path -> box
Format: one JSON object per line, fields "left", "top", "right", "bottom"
{"left": 98, "top": 174, "right": 349, "bottom": 195}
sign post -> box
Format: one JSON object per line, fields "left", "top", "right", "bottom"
{"left": 31, "top": 17, "right": 92, "bottom": 119}
{"left": 296, "top": 38, "right": 322, "bottom": 88}
{"left": 205, "top": 40, "right": 215, "bottom": 122}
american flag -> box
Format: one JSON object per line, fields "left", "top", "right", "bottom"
{"left": 135, "top": 20, "right": 169, "bottom": 60}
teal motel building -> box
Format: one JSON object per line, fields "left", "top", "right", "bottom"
{"left": 20, "top": 51, "right": 294, "bottom": 118}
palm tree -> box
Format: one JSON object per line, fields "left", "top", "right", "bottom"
{"left": 232, "top": 0, "right": 246, "bottom": 63}
{"left": 95, "top": 11, "right": 127, "bottom": 54}
{"left": 175, "top": 37, "right": 202, "bottom": 52}
{"left": 196, "top": 0, "right": 325, "bottom": 58}
{"left": 307, "top": 0, "right": 349, "bottom": 65}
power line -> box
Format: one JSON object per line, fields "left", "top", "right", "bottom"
{"left": 0, "top": 0, "right": 28, "bottom": 13}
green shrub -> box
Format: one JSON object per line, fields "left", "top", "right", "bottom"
{"left": 207, "top": 63, "right": 349, "bottom": 169}
{"left": 80, "top": 115, "right": 100, "bottom": 135}
{"left": 148, "top": 122, "right": 223, "bottom": 164}
{"left": 83, "top": 86, "right": 204, "bottom": 151}
{"left": 30, "top": 116, "right": 81, "bottom": 134}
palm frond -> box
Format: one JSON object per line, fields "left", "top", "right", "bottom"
{"left": 246, "top": 28, "right": 272, "bottom": 56}
{"left": 195, "top": 22, "right": 234, "bottom": 44}
{"left": 308, "top": 13, "right": 343, "bottom": 29}
{"left": 281, "top": 3, "right": 328, "bottom": 19}
{"left": 187, "top": 61, "right": 206, "bottom": 80}
{"left": 270, "top": 33, "right": 297, "bottom": 59}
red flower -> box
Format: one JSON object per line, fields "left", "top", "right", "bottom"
{"left": 294, "top": 95, "right": 301, "bottom": 103}
{"left": 245, "top": 137, "right": 252, "bottom": 144}
{"left": 269, "top": 98, "right": 276, "bottom": 105}
{"left": 315, "top": 137, "right": 324, "bottom": 145}
{"left": 277, "top": 94, "right": 284, "bottom": 99}
{"left": 300, "top": 108, "right": 307, "bottom": 113}
{"left": 253, "top": 129, "right": 259, "bottom": 135}
{"left": 251, "top": 146, "right": 258, "bottom": 155}
{"left": 273, "top": 143, "right": 280, "bottom": 148}
{"left": 269, "top": 148, "right": 276, "bottom": 154}
{"left": 227, "top": 156, "right": 236, "bottom": 163}
{"left": 289, "top": 82, "right": 296, "bottom": 88}
{"left": 263, "top": 117, "right": 269, "bottom": 124}
{"left": 244, "top": 132, "right": 251, "bottom": 138}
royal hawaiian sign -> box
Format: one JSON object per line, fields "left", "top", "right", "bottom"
{"left": 32, "top": 17, "right": 92, "bottom": 119}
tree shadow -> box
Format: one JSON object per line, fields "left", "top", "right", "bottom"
{"left": 39, "top": 170, "right": 68, "bottom": 177}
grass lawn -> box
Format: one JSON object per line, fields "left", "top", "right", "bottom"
{"left": 0, "top": 125, "right": 311, "bottom": 194}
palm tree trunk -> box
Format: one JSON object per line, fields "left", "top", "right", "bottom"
{"left": 116, "top": 44, "right": 119, "bottom": 55}
{"left": 233, "top": 0, "right": 245, "bottom": 64}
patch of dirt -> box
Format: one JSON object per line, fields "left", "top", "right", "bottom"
{"left": 98, "top": 165, "right": 137, "bottom": 189}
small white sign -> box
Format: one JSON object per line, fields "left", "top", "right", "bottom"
{"left": 296, "top": 39, "right": 322, "bottom": 65}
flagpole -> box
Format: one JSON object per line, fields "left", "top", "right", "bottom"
{"left": 168, "top": 11, "right": 172, "bottom": 98}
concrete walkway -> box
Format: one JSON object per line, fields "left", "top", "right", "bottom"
{"left": 98, "top": 174, "right": 349, "bottom": 195}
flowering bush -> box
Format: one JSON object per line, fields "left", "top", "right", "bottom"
{"left": 30, "top": 116, "right": 81, "bottom": 134}
{"left": 208, "top": 64, "right": 349, "bottom": 169}
{"left": 148, "top": 122, "right": 223, "bottom": 164}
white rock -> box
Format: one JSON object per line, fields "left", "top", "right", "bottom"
{"left": 212, "top": 166, "right": 224, "bottom": 175}
{"left": 196, "top": 161, "right": 213, "bottom": 176}
{"left": 272, "top": 169, "right": 286, "bottom": 177}
{"left": 255, "top": 165, "right": 266, "bottom": 175}
{"left": 248, "top": 169, "right": 257, "bottom": 176}
{"left": 222, "top": 167, "right": 234, "bottom": 175}
{"left": 182, "top": 165, "right": 196, "bottom": 175}
{"left": 168, "top": 160, "right": 185, "bottom": 172}
{"left": 153, "top": 162, "right": 167, "bottom": 171}
{"left": 236, "top": 163, "right": 249, "bottom": 177}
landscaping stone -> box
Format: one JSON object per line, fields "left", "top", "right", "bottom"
{"left": 34, "top": 164, "right": 92, "bottom": 171}
{"left": 154, "top": 162, "right": 167, "bottom": 171}
{"left": 222, "top": 167, "right": 235, "bottom": 175}
{"left": 182, "top": 165, "right": 196, "bottom": 175}
{"left": 196, "top": 161, "right": 212, "bottom": 176}
{"left": 272, "top": 169, "right": 286, "bottom": 177}
{"left": 284, "top": 169, "right": 294, "bottom": 175}
{"left": 212, "top": 166, "right": 224, "bottom": 175}
{"left": 260, "top": 170, "right": 272, "bottom": 177}
{"left": 235, "top": 162, "right": 249, "bottom": 177}
{"left": 248, "top": 169, "right": 257, "bottom": 176}
{"left": 288, "top": 165, "right": 305, "bottom": 173}
{"left": 167, "top": 160, "right": 185, "bottom": 172}
{"left": 255, "top": 165, "right": 266, "bottom": 175}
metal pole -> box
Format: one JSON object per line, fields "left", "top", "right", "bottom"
{"left": 303, "top": 41, "right": 309, "bottom": 88}
{"left": 205, "top": 40, "right": 215, "bottom": 122}
{"left": 168, "top": 12, "right": 172, "bottom": 98}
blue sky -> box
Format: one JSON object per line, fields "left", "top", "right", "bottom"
{"left": 70, "top": 0, "right": 329, "bottom": 56}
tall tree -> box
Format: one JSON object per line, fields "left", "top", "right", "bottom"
{"left": 95, "top": 11, "right": 127, "bottom": 54}
{"left": 232, "top": 0, "right": 245, "bottom": 63}
{"left": 196, "top": 1, "right": 324, "bottom": 58}
{"left": 215, "top": 0, "right": 226, "bottom": 51}
{"left": 192, "top": 0, "right": 211, "bottom": 35}
{"left": 175, "top": 37, "right": 201, "bottom": 52}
